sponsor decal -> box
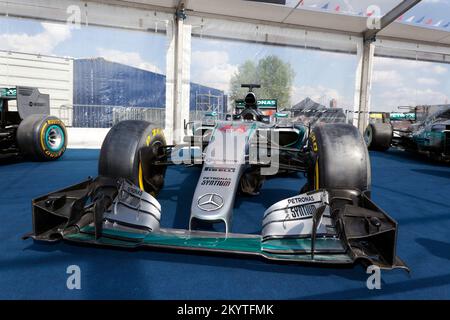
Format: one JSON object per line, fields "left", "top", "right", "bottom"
{"left": 236, "top": 99, "right": 277, "bottom": 108}
{"left": 201, "top": 177, "right": 231, "bottom": 187}
{"left": 197, "top": 193, "right": 224, "bottom": 211}
{"left": 257, "top": 99, "right": 277, "bottom": 107}
{"left": 29, "top": 102, "right": 46, "bottom": 107}
{"left": 204, "top": 167, "right": 236, "bottom": 173}
{"left": 287, "top": 195, "right": 315, "bottom": 205}
{"left": 289, "top": 204, "right": 316, "bottom": 218}
{"left": 0, "top": 88, "right": 16, "bottom": 97}
{"left": 390, "top": 112, "right": 415, "bottom": 120}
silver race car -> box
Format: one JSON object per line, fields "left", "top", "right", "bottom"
{"left": 25, "top": 85, "right": 408, "bottom": 271}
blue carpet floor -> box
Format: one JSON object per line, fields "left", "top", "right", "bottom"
{"left": 1, "top": 149, "right": 450, "bottom": 299}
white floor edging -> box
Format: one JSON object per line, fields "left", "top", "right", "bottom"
{"left": 66, "top": 127, "right": 110, "bottom": 149}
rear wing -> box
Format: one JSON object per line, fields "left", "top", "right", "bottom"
{"left": 390, "top": 112, "right": 416, "bottom": 121}
{"left": 0, "top": 86, "right": 50, "bottom": 119}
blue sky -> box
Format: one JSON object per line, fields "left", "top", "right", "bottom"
{"left": 0, "top": 0, "right": 449, "bottom": 112}
{"left": 0, "top": 16, "right": 167, "bottom": 73}
{"left": 190, "top": 37, "right": 357, "bottom": 107}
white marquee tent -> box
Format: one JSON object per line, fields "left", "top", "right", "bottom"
{"left": 1, "top": 0, "right": 449, "bottom": 143}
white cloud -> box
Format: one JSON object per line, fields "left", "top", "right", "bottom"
{"left": 432, "top": 65, "right": 448, "bottom": 75}
{"left": 192, "top": 50, "right": 229, "bottom": 66}
{"left": 0, "top": 22, "right": 71, "bottom": 55}
{"left": 372, "top": 86, "right": 449, "bottom": 111}
{"left": 96, "top": 48, "right": 162, "bottom": 73}
{"left": 417, "top": 77, "right": 440, "bottom": 85}
{"left": 374, "top": 57, "right": 422, "bottom": 71}
{"left": 372, "top": 58, "right": 449, "bottom": 110}
{"left": 423, "top": 0, "right": 448, "bottom": 3}
{"left": 375, "top": 57, "right": 449, "bottom": 76}
{"left": 191, "top": 50, "right": 238, "bottom": 92}
{"left": 372, "top": 70, "right": 403, "bottom": 85}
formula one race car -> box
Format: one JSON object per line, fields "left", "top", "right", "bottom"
{"left": 25, "top": 85, "right": 407, "bottom": 271}
{"left": 365, "top": 106, "right": 450, "bottom": 161}
{"left": 0, "top": 86, "right": 67, "bottom": 161}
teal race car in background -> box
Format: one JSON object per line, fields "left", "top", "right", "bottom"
{"left": 0, "top": 86, "right": 67, "bottom": 161}
{"left": 366, "top": 106, "right": 450, "bottom": 162}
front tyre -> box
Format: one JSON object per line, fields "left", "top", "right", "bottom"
{"left": 305, "top": 123, "right": 371, "bottom": 193}
{"left": 98, "top": 120, "right": 167, "bottom": 195}
{"left": 16, "top": 114, "right": 67, "bottom": 161}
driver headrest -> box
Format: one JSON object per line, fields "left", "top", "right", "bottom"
{"left": 245, "top": 92, "right": 257, "bottom": 107}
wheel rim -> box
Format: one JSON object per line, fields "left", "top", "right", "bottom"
{"left": 45, "top": 125, "right": 64, "bottom": 151}
{"left": 139, "top": 140, "right": 167, "bottom": 194}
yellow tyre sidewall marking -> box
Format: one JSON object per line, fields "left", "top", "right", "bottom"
{"left": 39, "top": 119, "right": 65, "bottom": 158}
{"left": 314, "top": 159, "right": 319, "bottom": 190}
{"left": 310, "top": 133, "right": 318, "bottom": 153}
{"left": 310, "top": 132, "right": 319, "bottom": 190}
{"left": 138, "top": 162, "right": 145, "bottom": 190}
{"left": 138, "top": 128, "right": 164, "bottom": 191}
{"left": 138, "top": 135, "right": 151, "bottom": 191}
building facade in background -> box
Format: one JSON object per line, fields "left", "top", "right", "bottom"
{"left": 0, "top": 50, "right": 74, "bottom": 124}
{"left": 0, "top": 54, "right": 227, "bottom": 128}
{"left": 73, "top": 58, "right": 226, "bottom": 127}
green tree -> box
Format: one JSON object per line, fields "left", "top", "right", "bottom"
{"left": 229, "top": 55, "right": 295, "bottom": 108}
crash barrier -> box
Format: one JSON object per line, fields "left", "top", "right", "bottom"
{"left": 59, "top": 105, "right": 229, "bottom": 128}
{"left": 59, "top": 105, "right": 166, "bottom": 128}
{"left": 189, "top": 110, "right": 228, "bottom": 121}
{"left": 59, "top": 104, "right": 359, "bottom": 131}
{"left": 60, "top": 106, "right": 229, "bottom": 148}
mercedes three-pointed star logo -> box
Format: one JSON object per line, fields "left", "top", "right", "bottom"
{"left": 197, "top": 193, "right": 224, "bottom": 211}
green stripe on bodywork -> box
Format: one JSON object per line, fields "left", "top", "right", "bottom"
{"left": 262, "top": 238, "right": 345, "bottom": 252}
{"left": 76, "top": 226, "right": 261, "bottom": 253}
{"left": 71, "top": 226, "right": 350, "bottom": 264}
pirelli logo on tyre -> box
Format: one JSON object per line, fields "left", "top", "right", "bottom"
{"left": 152, "top": 128, "right": 163, "bottom": 137}
{"left": 146, "top": 128, "right": 164, "bottom": 146}
{"left": 310, "top": 133, "right": 318, "bottom": 152}
{"left": 39, "top": 118, "right": 66, "bottom": 159}
{"left": 46, "top": 119, "right": 62, "bottom": 125}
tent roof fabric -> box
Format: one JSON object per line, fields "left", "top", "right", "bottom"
{"left": 291, "top": 97, "right": 326, "bottom": 111}
{"left": 119, "top": 0, "right": 450, "bottom": 47}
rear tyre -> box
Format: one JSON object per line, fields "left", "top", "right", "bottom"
{"left": 305, "top": 123, "right": 371, "bottom": 193}
{"left": 16, "top": 114, "right": 67, "bottom": 161}
{"left": 364, "top": 123, "right": 392, "bottom": 151}
{"left": 98, "top": 120, "right": 167, "bottom": 195}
